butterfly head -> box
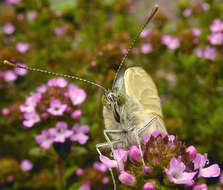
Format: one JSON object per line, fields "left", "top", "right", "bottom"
{"left": 102, "top": 90, "right": 126, "bottom": 123}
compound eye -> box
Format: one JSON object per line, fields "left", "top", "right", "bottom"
{"left": 117, "top": 93, "right": 125, "bottom": 106}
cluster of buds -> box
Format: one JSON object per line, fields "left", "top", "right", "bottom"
{"left": 99, "top": 131, "right": 220, "bottom": 189}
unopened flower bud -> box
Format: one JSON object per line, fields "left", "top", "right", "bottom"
{"left": 143, "top": 182, "right": 155, "bottom": 190}
{"left": 186, "top": 146, "right": 197, "bottom": 160}
{"left": 129, "top": 146, "right": 141, "bottom": 162}
{"left": 118, "top": 171, "right": 136, "bottom": 187}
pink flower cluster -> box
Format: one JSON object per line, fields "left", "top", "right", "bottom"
{"left": 208, "top": 19, "right": 223, "bottom": 45}
{"left": 162, "top": 34, "right": 180, "bottom": 50}
{"left": 99, "top": 131, "right": 220, "bottom": 189}
{"left": 20, "top": 78, "right": 86, "bottom": 128}
{"left": 35, "top": 121, "right": 89, "bottom": 150}
{"left": 195, "top": 46, "right": 217, "bottom": 60}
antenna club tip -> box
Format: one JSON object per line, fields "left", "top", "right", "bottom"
{"left": 3, "top": 60, "right": 16, "bottom": 67}
{"left": 154, "top": 4, "right": 159, "bottom": 9}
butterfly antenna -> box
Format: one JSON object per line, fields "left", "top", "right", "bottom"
{"left": 3, "top": 60, "right": 107, "bottom": 91}
{"left": 112, "top": 4, "right": 159, "bottom": 89}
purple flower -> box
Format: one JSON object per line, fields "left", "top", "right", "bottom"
{"left": 35, "top": 130, "right": 54, "bottom": 149}
{"left": 164, "top": 158, "right": 197, "bottom": 185}
{"left": 99, "top": 155, "right": 118, "bottom": 169}
{"left": 3, "top": 22, "right": 15, "bottom": 35}
{"left": 3, "top": 70, "right": 17, "bottom": 82}
{"left": 47, "top": 98, "right": 67, "bottom": 116}
{"left": 193, "top": 184, "right": 208, "bottom": 190}
{"left": 54, "top": 26, "right": 67, "bottom": 36}
{"left": 183, "top": 8, "right": 192, "bottom": 17}
{"left": 143, "top": 182, "right": 155, "bottom": 190}
{"left": 191, "top": 28, "right": 201, "bottom": 36}
{"left": 162, "top": 35, "right": 180, "bottom": 50}
{"left": 20, "top": 93, "right": 41, "bottom": 113}
{"left": 210, "top": 19, "right": 223, "bottom": 33}
{"left": 37, "top": 84, "right": 47, "bottom": 93}
{"left": 203, "top": 46, "right": 217, "bottom": 60}
{"left": 79, "top": 183, "right": 91, "bottom": 190}
{"left": 93, "top": 161, "right": 107, "bottom": 172}
{"left": 2, "top": 108, "right": 9, "bottom": 115}
{"left": 70, "top": 124, "right": 89, "bottom": 144}
{"left": 23, "top": 111, "right": 40, "bottom": 128}
{"left": 14, "top": 63, "right": 27, "bottom": 76}
{"left": 16, "top": 42, "right": 30, "bottom": 53}
{"left": 195, "top": 48, "right": 204, "bottom": 58}
{"left": 48, "top": 121, "right": 73, "bottom": 143}
{"left": 186, "top": 145, "right": 197, "bottom": 160}
{"left": 220, "top": 172, "right": 223, "bottom": 184}
{"left": 129, "top": 145, "right": 141, "bottom": 162}
{"left": 75, "top": 168, "right": 84, "bottom": 176}
{"left": 20, "top": 159, "right": 33, "bottom": 172}
{"left": 6, "top": 0, "right": 21, "bottom": 4}
{"left": 102, "top": 177, "right": 109, "bottom": 184}
{"left": 68, "top": 84, "right": 87, "bottom": 105}
{"left": 202, "top": 3, "right": 210, "bottom": 11}
{"left": 113, "top": 148, "right": 128, "bottom": 171}
{"left": 140, "top": 29, "right": 151, "bottom": 38}
{"left": 71, "top": 109, "right": 82, "bottom": 119}
{"left": 118, "top": 171, "right": 136, "bottom": 187}
{"left": 141, "top": 43, "right": 152, "bottom": 54}
{"left": 193, "top": 153, "right": 220, "bottom": 178}
{"left": 27, "top": 11, "right": 37, "bottom": 20}
{"left": 47, "top": 78, "right": 67, "bottom": 88}
{"left": 208, "top": 32, "right": 223, "bottom": 45}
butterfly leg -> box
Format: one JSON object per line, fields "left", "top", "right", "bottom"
{"left": 96, "top": 140, "right": 122, "bottom": 190}
{"left": 104, "top": 129, "right": 125, "bottom": 170}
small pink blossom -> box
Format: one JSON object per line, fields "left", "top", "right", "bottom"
{"left": 141, "top": 43, "right": 152, "bottom": 54}
{"left": 35, "top": 130, "right": 54, "bottom": 149}
{"left": 186, "top": 145, "right": 197, "bottom": 160}
{"left": 118, "top": 171, "right": 136, "bottom": 187}
{"left": 202, "top": 3, "right": 210, "bottom": 11}
{"left": 47, "top": 78, "right": 67, "bottom": 88}
{"left": 3, "top": 70, "right": 17, "bottom": 82}
{"left": 140, "top": 29, "right": 151, "bottom": 38}
{"left": 54, "top": 26, "right": 67, "bottom": 36}
{"left": 79, "top": 183, "right": 91, "bottom": 190}
{"left": 191, "top": 28, "right": 201, "bottom": 36}
{"left": 208, "top": 32, "right": 223, "bottom": 45}
{"left": 16, "top": 42, "right": 30, "bottom": 53}
{"left": 27, "top": 11, "right": 37, "bottom": 20}
{"left": 20, "top": 93, "right": 41, "bottom": 113}
{"left": 76, "top": 168, "right": 84, "bottom": 176}
{"left": 193, "top": 184, "right": 208, "bottom": 190}
{"left": 23, "top": 111, "right": 40, "bottom": 128}
{"left": 2, "top": 108, "right": 10, "bottom": 115}
{"left": 99, "top": 155, "right": 118, "bottom": 169}
{"left": 14, "top": 63, "right": 27, "bottom": 76}
{"left": 48, "top": 121, "right": 73, "bottom": 143}
{"left": 129, "top": 145, "right": 141, "bottom": 163}
{"left": 183, "top": 8, "right": 192, "bottom": 17}
{"left": 93, "top": 161, "right": 107, "bottom": 172}
{"left": 143, "top": 182, "right": 155, "bottom": 190}
{"left": 165, "top": 158, "right": 197, "bottom": 185}
{"left": 3, "top": 22, "right": 15, "bottom": 35}
{"left": 90, "top": 61, "right": 96, "bottom": 67}
{"left": 71, "top": 109, "right": 82, "bottom": 119}
{"left": 210, "top": 19, "right": 223, "bottom": 33}
{"left": 162, "top": 35, "right": 180, "bottom": 50}
{"left": 20, "top": 160, "right": 33, "bottom": 172}
{"left": 68, "top": 84, "right": 87, "bottom": 105}
{"left": 47, "top": 99, "right": 67, "bottom": 116}
{"left": 102, "top": 177, "right": 109, "bottom": 184}
{"left": 17, "top": 14, "right": 24, "bottom": 21}
{"left": 37, "top": 84, "right": 47, "bottom": 93}
{"left": 203, "top": 46, "right": 217, "bottom": 60}
{"left": 220, "top": 172, "right": 223, "bottom": 184}
{"left": 6, "top": 0, "right": 21, "bottom": 4}
{"left": 70, "top": 124, "right": 89, "bottom": 144}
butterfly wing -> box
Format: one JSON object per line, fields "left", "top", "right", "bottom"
{"left": 124, "top": 67, "right": 167, "bottom": 133}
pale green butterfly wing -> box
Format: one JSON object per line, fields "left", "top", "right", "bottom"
{"left": 124, "top": 67, "right": 167, "bottom": 134}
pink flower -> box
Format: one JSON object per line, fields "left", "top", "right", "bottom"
{"left": 220, "top": 172, "right": 223, "bottom": 184}
{"left": 186, "top": 146, "right": 197, "bottom": 160}
{"left": 54, "top": 26, "right": 67, "bottom": 36}
{"left": 129, "top": 145, "right": 141, "bottom": 162}
{"left": 3, "top": 70, "right": 17, "bottom": 82}
{"left": 143, "top": 182, "right": 155, "bottom": 190}
{"left": 183, "top": 8, "right": 192, "bottom": 17}
{"left": 203, "top": 46, "right": 217, "bottom": 60}
{"left": 99, "top": 155, "right": 118, "bottom": 169}
{"left": 71, "top": 109, "right": 82, "bottom": 119}
{"left": 20, "top": 93, "right": 41, "bottom": 113}
{"left": 27, "top": 11, "right": 37, "bottom": 20}
{"left": 68, "top": 84, "right": 87, "bottom": 105}
{"left": 195, "top": 48, "right": 203, "bottom": 58}
{"left": 90, "top": 61, "right": 96, "bottom": 67}
{"left": 102, "top": 177, "right": 109, "bottom": 184}
{"left": 113, "top": 148, "right": 128, "bottom": 171}
{"left": 210, "top": 19, "right": 223, "bottom": 33}
{"left": 6, "top": 0, "right": 21, "bottom": 4}
{"left": 140, "top": 29, "right": 151, "bottom": 38}
{"left": 14, "top": 63, "right": 27, "bottom": 76}
{"left": 193, "top": 184, "right": 208, "bottom": 190}
{"left": 16, "top": 42, "right": 30, "bottom": 53}
{"left": 208, "top": 32, "right": 223, "bottom": 45}
{"left": 47, "top": 78, "right": 67, "bottom": 88}
{"left": 75, "top": 168, "right": 84, "bottom": 176}
{"left": 3, "top": 22, "right": 15, "bottom": 35}
{"left": 47, "top": 99, "right": 67, "bottom": 116}
{"left": 162, "top": 35, "right": 180, "bottom": 50}
{"left": 118, "top": 171, "right": 136, "bottom": 187}
{"left": 70, "top": 124, "right": 89, "bottom": 144}
{"left": 93, "top": 161, "right": 107, "bottom": 172}
{"left": 23, "top": 111, "right": 40, "bottom": 128}
{"left": 48, "top": 121, "right": 73, "bottom": 143}
{"left": 79, "top": 183, "right": 91, "bottom": 190}
{"left": 164, "top": 158, "right": 197, "bottom": 185}
{"left": 37, "top": 84, "right": 47, "bottom": 93}
{"left": 202, "top": 3, "right": 210, "bottom": 11}
{"left": 35, "top": 130, "right": 54, "bottom": 149}
{"left": 193, "top": 153, "right": 220, "bottom": 178}
{"left": 141, "top": 43, "right": 152, "bottom": 54}
{"left": 20, "top": 160, "right": 33, "bottom": 172}
{"left": 191, "top": 28, "right": 201, "bottom": 36}
{"left": 2, "top": 108, "right": 10, "bottom": 115}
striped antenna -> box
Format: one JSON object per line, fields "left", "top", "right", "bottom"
{"left": 3, "top": 60, "right": 107, "bottom": 91}
{"left": 112, "top": 4, "right": 159, "bottom": 89}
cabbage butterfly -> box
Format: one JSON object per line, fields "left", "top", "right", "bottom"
{"left": 3, "top": 4, "right": 167, "bottom": 190}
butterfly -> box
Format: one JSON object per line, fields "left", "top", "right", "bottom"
{"left": 3, "top": 4, "right": 167, "bottom": 190}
